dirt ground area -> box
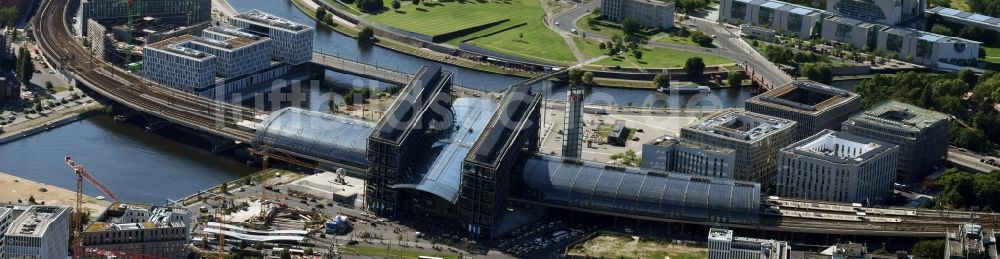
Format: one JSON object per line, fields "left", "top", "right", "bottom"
{"left": 0, "top": 171, "right": 110, "bottom": 219}
{"left": 568, "top": 234, "right": 708, "bottom": 259}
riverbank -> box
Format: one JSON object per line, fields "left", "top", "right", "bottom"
{"left": 0, "top": 101, "right": 103, "bottom": 145}
{"left": 0, "top": 171, "right": 111, "bottom": 220}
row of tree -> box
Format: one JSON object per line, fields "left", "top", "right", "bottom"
{"left": 852, "top": 70, "right": 1000, "bottom": 152}
{"left": 933, "top": 168, "right": 1000, "bottom": 211}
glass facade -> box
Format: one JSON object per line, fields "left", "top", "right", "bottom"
{"left": 254, "top": 107, "right": 374, "bottom": 166}
{"left": 515, "top": 155, "right": 761, "bottom": 224}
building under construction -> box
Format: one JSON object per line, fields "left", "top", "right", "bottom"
{"left": 85, "top": 16, "right": 209, "bottom": 65}
{"left": 80, "top": 203, "right": 191, "bottom": 259}
{"left": 76, "top": 0, "right": 211, "bottom": 37}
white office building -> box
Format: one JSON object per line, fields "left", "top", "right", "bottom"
{"left": 229, "top": 10, "right": 314, "bottom": 65}
{"left": 641, "top": 136, "right": 736, "bottom": 179}
{"left": 719, "top": 0, "right": 823, "bottom": 37}
{"left": 927, "top": 7, "right": 1000, "bottom": 42}
{"left": 708, "top": 228, "right": 791, "bottom": 259}
{"left": 2, "top": 206, "right": 71, "bottom": 259}
{"left": 826, "top": 0, "right": 925, "bottom": 25}
{"left": 142, "top": 34, "right": 218, "bottom": 93}
{"left": 777, "top": 130, "right": 898, "bottom": 203}
{"left": 189, "top": 28, "right": 273, "bottom": 78}
{"left": 680, "top": 110, "right": 797, "bottom": 187}
{"left": 601, "top": 0, "right": 675, "bottom": 29}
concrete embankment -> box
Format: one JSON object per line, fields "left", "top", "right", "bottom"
{"left": 0, "top": 103, "right": 102, "bottom": 145}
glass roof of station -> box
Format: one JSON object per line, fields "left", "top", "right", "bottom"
{"left": 393, "top": 98, "right": 500, "bottom": 203}
{"left": 254, "top": 107, "right": 374, "bottom": 166}
{"left": 519, "top": 154, "right": 761, "bottom": 224}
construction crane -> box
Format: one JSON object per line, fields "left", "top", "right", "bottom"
{"left": 65, "top": 156, "right": 121, "bottom": 259}
{"left": 247, "top": 146, "right": 330, "bottom": 218}
{"left": 115, "top": 0, "right": 141, "bottom": 71}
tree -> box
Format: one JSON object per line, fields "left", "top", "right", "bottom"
{"left": 930, "top": 24, "right": 953, "bottom": 36}
{"left": 357, "top": 0, "right": 384, "bottom": 13}
{"left": 690, "top": 31, "right": 713, "bottom": 47}
{"left": 45, "top": 81, "right": 53, "bottom": 93}
{"left": 912, "top": 240, "right": 945, "bottom": 259}
{"left": 358, "top": 27, "right": 375, "bottom": 42}
{"left": 0, "top": 7, "right": 17, "bottom": 27}
{"left": 220, "top": 181, "right": 228, "bottom": 194}
{"left": 958, "top": 69, "right": 978, "bottom": 86}
{"left": 653, "top": 73, "right": 670, "bottom": 89}
{"left": 590, "top": 8, "right": 600, "bottom": 17}
{"left": 801, "top": 63, "right": 832, "bottom": 84}
{"left": 582, "top": 71, "right": 595, "bottom": 85}
{"left": 305, "top": 247, "right": 314, "bottom": 255}
{"left": 683, "top": 57, "right": 705, "bottom": 77}
{"left": 392, "top": 0, "right": 401, "bottom": 10}
{"left": 726, "top": 71, "right": 743, "bottom": 87}
{"left": 412, "top": 0, "right": 420, "bottom": 5}
{"left": 632, "top": 49, "right": 642, "bottom": 59}
{"left": 622, "top": 18, "right": 641, "bottom": 38}
{"left": 280, "top": 248, "right": 291, "bottom": 259}
{"left": 324, "top": 13, "right": 335, "bottom": 26}
{"left": 15, "top": 47, "right": 34, "bottom": 87}
{"left": 315, "top": 7, "right": 327, "bottom": 20}
{"left": 598, "top": 41, "right": 606, "bottom": 50}
{"left": 567, "top": 68, "right": 583, "bottom": 85}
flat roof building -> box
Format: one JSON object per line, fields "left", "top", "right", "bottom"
{"left": 229, "top": 10, "right": 314, "bottom": 65}
{"left": 945, "top": 224, "right": 998, "bottom": 259}
{"left": 719, "top": 0, "right": 823, "bottom": 38}
{"left": 0, "top": 207, "right": 11, "bottom": 256}
{"left": 709, "top": 228, "right": 791, "bottom": 259}
{"left": 927, "top": 7, "right": 1000, "bottom": 41}
{"left": 2, "top": 205, "right": 71, "bottom": 259}
{"left": 82, "top": 203, "right": 191, "bottom": 258}
{"left": 601, "top": 0, "right": 675, "bottom": 29}
{"left": 641, "top": 136, "right": 737, "bottom": 179}
{"left": 777, "top": 130, "right": 898, "bottom": 203}
{"left": 842, "top": 101, "right": 949, "bottom": 183}
{"left": 141, "top": 34, "right": 217, "bottom": 93}
{"left": 746, "top": 81, "right": 861, "bottom": 140}
{"left": 189, "top": 28, "right": 272, "bottom": 78}
{"left": 681, "top": 110, "right": 797, "bottom": 188}
{"left": 825, "top": 0, "right": 925, "bottom": 25}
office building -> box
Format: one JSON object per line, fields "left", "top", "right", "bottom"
{"left": 777, "top": 130, "right": 898, "bottom": 203}
{"left": 517, "top": 155, "right": 761, "bottom": 225}
{"left": 746, "top": 81, "right": 860, "bottom": 139}
{"left": 86, "top": 17, "right": 210, "bottom": 64}
{"left": 708, "top": 228, "right": 791, "bottom": 259}
{"left": 142, "top": 34, "right": 217, "bottom": 93}
{"left": 741, "top": 24, "right": 778, "bottom": 41}
{"left": 229, "top": 10, "right": 314, "bottom": 65}
{"left": 842, "top": 101, "right": 949, "bottom": 183}
{"left": 460, "top": 83, "right": 541, "bottom": 239}
{"left": 188, "top": 28, "right": 272, "bottom": 78}
{"left": 825, "top": 0, "right": 924, "bottom": 25}
{"left": 641, "top": 136, "right": 736, "bottom": 179}
{"left": 823, "top": 16, "right": 981, "bottom": 68}
{"left": 927, "top": 7, "right": 1000, "bottom": 42}
{"left": 2, "top": 205, "right": 71, "bottom": 259}
{"left": 601, "top": 0, "right": 675, "bottom": 29}
{"left": 81, "top": 203, "right": 190, "bottom": 258}
{"left": 681, "top": 110, "right": 796, "bottom": 187}
{"left": 0, "top": 207, "right": 11, "bottom": 256}
{"left": 945, "top": 224, "right": 998, "bottom": 259}
{"left": 719, "top": 0, "right": 823, "bottom": 38}
{"left": 77, "top": 0, "right": 211, "bottom": 37}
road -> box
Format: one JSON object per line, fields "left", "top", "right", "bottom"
{"left": 947, "top": 147, "right": 1000, "bottom": 173}
{"left": 549, "top": 3, "right": 793, "bottom": 87}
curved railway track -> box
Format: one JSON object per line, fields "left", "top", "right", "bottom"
{"left": 33, "top": 0, "right": 260, "bottom": 142}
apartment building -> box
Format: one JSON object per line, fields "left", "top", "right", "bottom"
{"left": 81, "top": 204, "right": 191, "bottom": 258}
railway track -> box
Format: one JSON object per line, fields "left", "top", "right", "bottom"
{"left": 33, "top": 0, "right": 260, "bottom": 142}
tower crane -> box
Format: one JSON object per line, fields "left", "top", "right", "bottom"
{"left": 65, "top": 156, "right": 121, "bottom": 259}
{"left": 115, "top": 0, "right": 141, "bottom": 71}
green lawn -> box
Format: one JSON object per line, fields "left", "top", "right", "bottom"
{"left": 322, "top": 0, "right": 363, "bottom": 16}
{"left": 367, "top": 0, "right": 576, "bottom": 64}
{"left": 983, "top": 46, "right": 1000, "bottom": 61}
{"left": 572, "top": 37, "right": 606, "bottom": 58}
{"left": 594, "top": 46, "right": 733, "bottom": 68}
{"left": 656, "top": 34, "right": 699, "bottom": 47}
{"left": 340, "top": 245, "right": 459, "bottom": 259}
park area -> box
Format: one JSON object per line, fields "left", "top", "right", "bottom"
{"left": 367, "top": 0, "right": 576, "bottom": 64}
{"left": 567, "top": 234, "right": 709, "bottom": 259}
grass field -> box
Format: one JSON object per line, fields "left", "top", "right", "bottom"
{"left": 367, "top": 0, "right": 576, "bottom": 64}
{"left": 341, "top": 245, "right": 459, "bottom": 259}
{"left": 656, "top": 34, "right": 699, "bottom": 47}
{"left": 572, "top": 37, "right": 606, "bottom": 58}
{"left": 322, "top": 0, "right": 363, "bottom": 15}
{"left": 567, "top": 234, "right": 708, "bottom": 259}
{"left": 594, "top": 46, "right": 733, "bottom": 68}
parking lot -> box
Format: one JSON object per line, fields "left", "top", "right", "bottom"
{"left": 496, "top": 219, "right": 595, "bottom": 258}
